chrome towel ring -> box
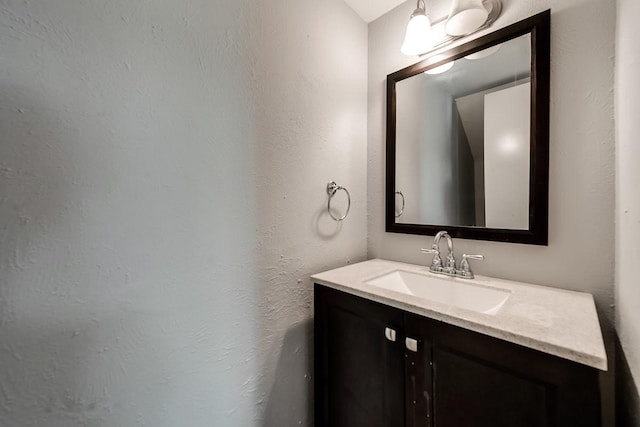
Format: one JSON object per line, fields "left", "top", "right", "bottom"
{"left": 395, "top": 191, "right": 405, "bottom": 218}
{"left": 327, "top": 181, "right": 351, "bottom": 221}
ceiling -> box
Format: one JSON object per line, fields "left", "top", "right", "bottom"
{"left": 344, "top": 0, "right": 406, "bottom": 23}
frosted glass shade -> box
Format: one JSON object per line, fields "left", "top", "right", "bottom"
{"left": 401, "top": 13, "right": 433, "bottom": 56}
{"left": 445, "top": 0, "right": 489, "bottom": 36}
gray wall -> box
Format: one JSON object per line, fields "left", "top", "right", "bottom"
{"left": 615, "top": 0, "right": 640, "bottom": 424}
{"left": 0, "top": 0, "right": 367, "bottom": 425}
{"left": 368, "top": 0, "right": 615, "bottom": 422}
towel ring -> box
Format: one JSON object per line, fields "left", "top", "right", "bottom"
{"left": 395, "top": 191, "right": 405, "bottom": 218}
{"left": 327, "top": 181, "right": 351, "bottom": 221}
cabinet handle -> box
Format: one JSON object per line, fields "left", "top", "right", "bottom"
{"left": 384, "top": 327, "right": 397, "bottom": 342}
{"left": 405, "top": 337, "right": 419, "bottom": 352}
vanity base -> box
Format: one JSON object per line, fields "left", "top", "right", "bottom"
{"left": 315, "top": 284, "right": 601, "bottom": 427}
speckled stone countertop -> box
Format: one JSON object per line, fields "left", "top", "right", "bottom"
{"left": 311, "top": 259, "right": 607, "bottom": 371}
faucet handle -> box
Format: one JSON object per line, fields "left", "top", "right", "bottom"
{"left": 421, "top": 247, "right": 442, "bottom": 271}
{"left": 458, "top": 254, "right": 484, "bottom": 279}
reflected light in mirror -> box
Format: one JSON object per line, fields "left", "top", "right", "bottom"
{"left": 465, "top": 44, "right": 501, "bottom": 60}
{"left": 446, "top": 0, "right": 489, "bottom": 36}
{"left": 498, "top": 135, "right": 523, "bottom": 155}
{"left": 424, "top": 60, "right": 455, "bottom": 74}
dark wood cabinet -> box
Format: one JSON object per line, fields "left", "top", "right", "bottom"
{"left": 314, "top": 285, "right": 405, "bottom": 427}
{"left": 315, "top": 284, "right": 601, "bottom": 427}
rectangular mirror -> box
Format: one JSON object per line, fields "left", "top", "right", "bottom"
{"left": 386, "top": 11, "right": 550, "bottom": 245}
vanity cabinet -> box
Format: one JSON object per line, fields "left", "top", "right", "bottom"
{"left": 315, "top": 284, "right": 601, "bottom": 427}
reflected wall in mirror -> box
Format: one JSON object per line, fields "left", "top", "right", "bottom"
{"left": 386, "top": 11, "right": 550, "bottom": 245}
{"left": 396, "top": 34, "right": 531, "bottom": 229}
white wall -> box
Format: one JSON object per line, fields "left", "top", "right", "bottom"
{"left": 368, "top": 1, "right": 615, "bottom": 421}
{"left": 615, "top": 0, "right": 640, "bottom": 424}
{"left": 0, "top": 1, "right": 367, "bottom": 425}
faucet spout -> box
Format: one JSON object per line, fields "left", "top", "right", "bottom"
{"left": 422, "top": 231, "right": 455, "bottom": 273}
{"left": 433, "top": 231, "right": 453, "bottom": 255}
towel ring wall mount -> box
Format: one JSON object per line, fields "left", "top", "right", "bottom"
{"left": 326, "top": 181, "right": 351, "bottom": 221}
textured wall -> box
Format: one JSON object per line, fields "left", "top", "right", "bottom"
{"left": 367, "top": 1, "right": 615, "bottom": 422}
{"left": 249, "top": 1, "right": 368, "bottom": 424}
{"left": 615, "top": 0, "right": 640, "bottom": 424}
{"left": 0, "top": 0, "right": 367, "bottom": 425}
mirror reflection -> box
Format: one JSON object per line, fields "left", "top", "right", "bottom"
{"left": 394, "top": 34, "right": 531, "bottom": 229}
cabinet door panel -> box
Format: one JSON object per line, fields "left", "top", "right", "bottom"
{"left": 315, "top": 285, "right": 405, "bottom": 427}
{"left": 433, "top": 347, "right": 548, "bottom": 427}
{"left": 424, "top": 316, "right": 601, "bottom": 427}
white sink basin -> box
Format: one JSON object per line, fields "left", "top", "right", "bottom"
{"left": 366, "top": 270, "right": 511, "bottom": 315}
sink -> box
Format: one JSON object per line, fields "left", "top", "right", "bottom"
{"left": 366, "top": 270, "right": 511, "bottom": 315}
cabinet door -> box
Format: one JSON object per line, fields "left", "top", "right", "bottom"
{"left": 408, "top": 314, "right": 601, "bottom": 427}
{"left": 314, "top": 285, "right": 405, "bottom": 427}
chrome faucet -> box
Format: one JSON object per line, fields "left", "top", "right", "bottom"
{"left": 421, "top": 231, "right": 484, "bottom": 279}
{"left": 421, "top": 231, "right": 456, "bottom": 274}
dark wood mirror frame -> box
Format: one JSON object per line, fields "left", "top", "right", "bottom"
{"left": 386, "top": 10, "right": 550, "bottom": 245}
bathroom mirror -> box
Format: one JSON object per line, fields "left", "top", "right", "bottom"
{"left": 386, "top": 11, "right": 550, "bottom": 244}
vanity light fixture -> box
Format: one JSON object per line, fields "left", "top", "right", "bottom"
{"left": 400, "top": 0, "right": 433, "bottom": 56}
{"left": 401, "top": 0, "right": 503, "bottom": 57}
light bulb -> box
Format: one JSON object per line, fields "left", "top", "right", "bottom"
{"left": 401, "top": 8, "right": 433, "bottom": 56}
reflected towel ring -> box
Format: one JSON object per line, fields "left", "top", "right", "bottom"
{"left": 395, "top": 191, "right": 405, "bottom": 218}
{"left": 327, "top": 181, "right": 351, "bottom": 221}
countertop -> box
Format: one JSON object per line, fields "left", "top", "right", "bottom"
{"left": 311, "top": 259, "right": 607, "bottom": 370}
